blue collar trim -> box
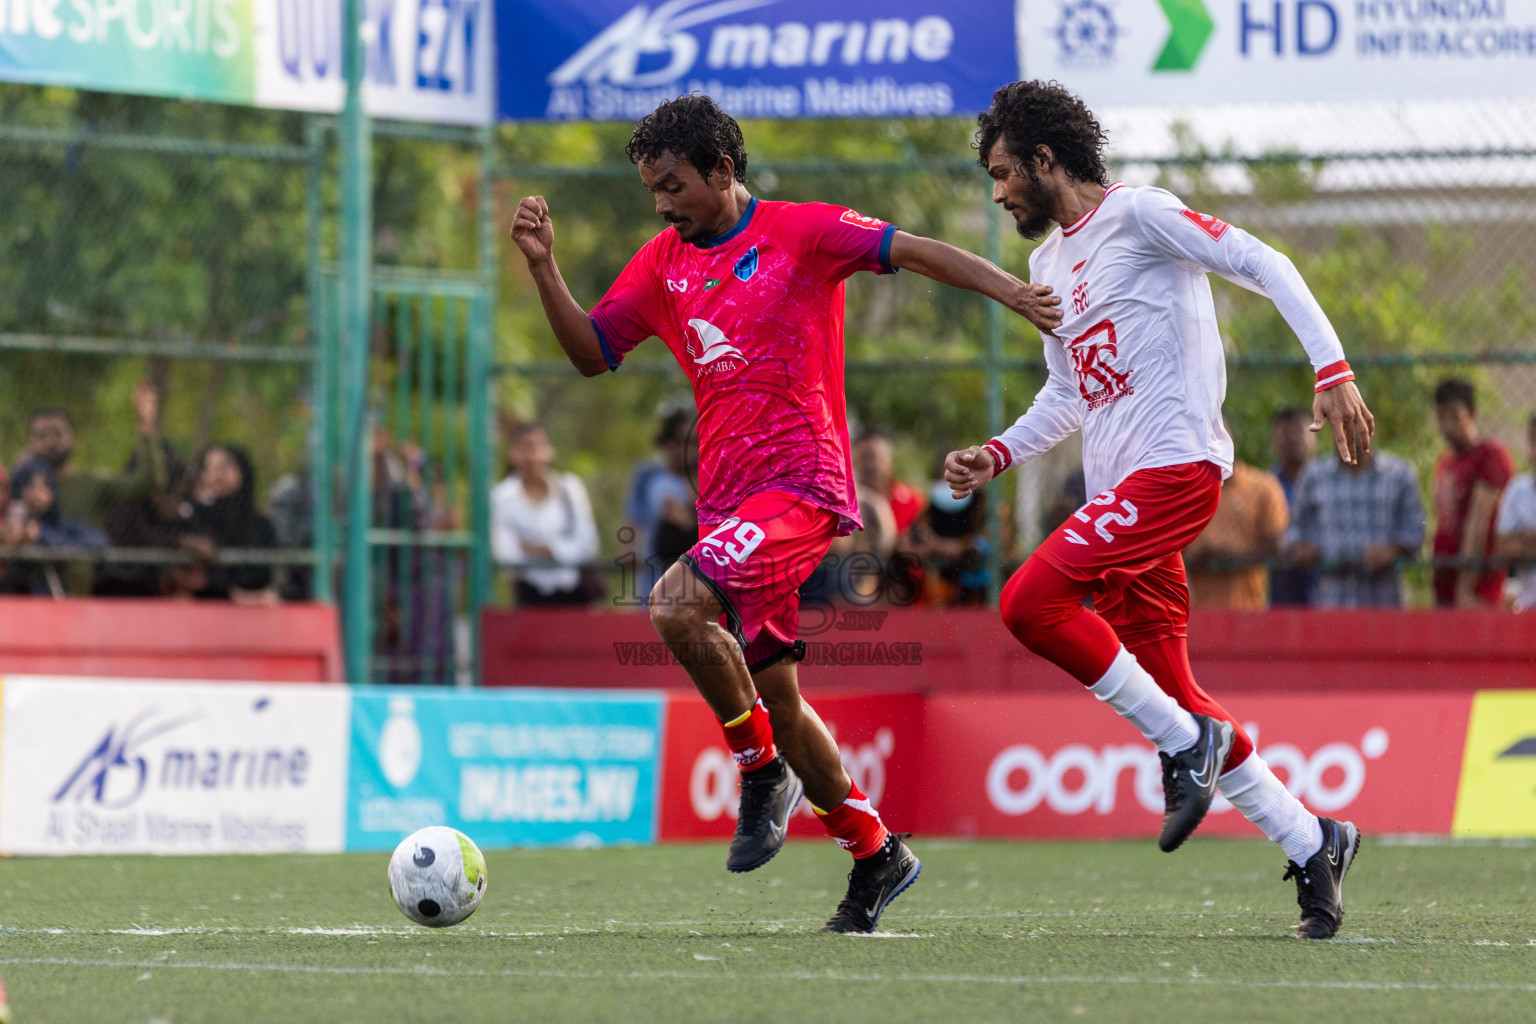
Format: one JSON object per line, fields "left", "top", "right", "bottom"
{"left": 692, "top": 197, "right": 758, "bottom": 249}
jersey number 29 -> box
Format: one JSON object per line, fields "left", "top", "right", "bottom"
{"left": 699, "top": 517, "right": 766, "bottom": 564}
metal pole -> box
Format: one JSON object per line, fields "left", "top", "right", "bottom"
{"left": 469, "top": 121, "right": 498, "bottom": 686}
{"left": 305, "top": 115, "right": 334, "bottom": 603}
{"left": 985, "top": 193, "right": 1005, "bottom": 606}
{"left": 340, "top": 0, "right": 373, "bottom": 683}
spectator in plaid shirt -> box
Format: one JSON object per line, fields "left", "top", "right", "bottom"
{"left": 1285, "top": 449, "right": 1426, "bottom": 607}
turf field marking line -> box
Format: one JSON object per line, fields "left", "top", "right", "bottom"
{"left": 3, "top": 957, "right": 1536, "bottom": 994}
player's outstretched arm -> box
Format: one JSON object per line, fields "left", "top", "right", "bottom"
{"left": 943, "top": 446, "right": 998, "bottom": 499}
{"left": 886, "top": 231, "right": 1063, "bottom": 335}
{"left": 510, "top": 196, "right": 609, "bottom": 377}
{"left": 1311, "top": 380, "right": 1375, "bottom": 466}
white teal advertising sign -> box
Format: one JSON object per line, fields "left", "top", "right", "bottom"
{"left": 0, "top": 0, "right": 494, "bottom": 123}
{"left": 347, "top": 687, "right": 666, "bottom": 851}
{"left": 1021, "top": 0, "right": 1536, "bottom": 106}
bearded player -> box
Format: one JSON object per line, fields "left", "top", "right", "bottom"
{"left": 511, "top": 95, "right": 1059, "bottom": 933}
{"left": 945, "top": 81, "right": 1376, "bottom": 940}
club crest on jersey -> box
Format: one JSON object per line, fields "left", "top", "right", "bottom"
{"left": 686, "top": 318, "right": 746, "bottom": 376}
{"left": 1068, "top": 320, "right": 1134, "bottom": 411}
{"left": 839, "top": 209, "right": 884, "bottom": 231}
{"left": 1180, "top": 208, "right": 1230, "bottom": 241}
{"left": 733, "top": 247, "right": 759, "bottom": 282}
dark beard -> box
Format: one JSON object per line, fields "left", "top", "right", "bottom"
{"left": 1015, "top": 213, "right": 1054, "bottom": 240}
{"left": 1012, "top": 169, "right": 1059, "bottom": 240}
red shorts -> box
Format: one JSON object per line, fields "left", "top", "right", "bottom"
{"left": 1033, "top": 462, "right": 1223, "bottom": 642}
{"left": 679, "top": 490, "right": 838, "bottom": 672}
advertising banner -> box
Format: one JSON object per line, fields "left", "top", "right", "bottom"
{"left": 1021, "top": 0, "right": 1536, "bottom": 107}
{"left": 497, "top": 0, "right": 1019, "bottom": 122}
{"left": 657, "top": 692, "right": 926, "bottom": 841}
{"left": 347, "top": 687, "right": 666, "bottom": 851}
{"left": 253, "top": 0, "right": 495, "bottom": 123}
{"left": 0, "top": 676, "right": 350, "bottom": 855}
{"left": 920, "top": 692, "right": 1471, "bottom": 838}
{"left": 0, "top": 0, "right": 494, "bottom": 123}
{"left": 1453, "top": 691, "right": 1536, "bottom": 836}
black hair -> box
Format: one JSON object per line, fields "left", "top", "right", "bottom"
{"left": 10, "top": 459, "right": 60, "bottom": 524}
{"left": 1434, "top": 378, "right": 1476, "bottom": 412}
{"left": 1271, "top": 406, "right": 1310, "bottom": 427}
{"left": 1527, "top": 412, "right": 1536, "bottom": 435}
{"left": 507, "top": 422, "right": 547, "bottom": 446}
{"left": 28, "top": 406, "right": 73, "bottom": 429}
{"left": 197, "top": 445, "right": 257, "bottom": 515}
{"left": 626, "top": 94, "right": 748, "bottom": 185}
{"left": 974, "top": 80, "right": 1109, "bottom": 187}
{"left": 655, "top": 409, "right": 693, "bottom": 446}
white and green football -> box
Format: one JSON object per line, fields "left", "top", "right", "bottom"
{"left": 387, "top": 826, "right": 488, "bottom": 928}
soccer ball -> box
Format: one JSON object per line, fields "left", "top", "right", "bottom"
{"left": 387, "top": 826, "right": 488, "bottom": 928}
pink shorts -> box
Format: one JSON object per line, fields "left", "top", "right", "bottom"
{"left": 679, "top": 490, "right": 838, "bottom": 673}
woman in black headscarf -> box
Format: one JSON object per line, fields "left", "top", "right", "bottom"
{"left": 186, "top": 445, "right": 277, "bottom": 600}
{"left": 1, "top": 459, "right": 107, "bottom": 595}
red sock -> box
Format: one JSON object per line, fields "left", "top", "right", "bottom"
{"left": 721, "top": 698, "right": 777, "bottom": 772}
{"left": 814, "top": 782, "right": 889, "bottom": 859}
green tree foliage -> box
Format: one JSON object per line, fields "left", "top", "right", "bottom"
{"left": 0, "top": 86, "right": 312, "bottom": 485}
{"left": 0, "top": 86, "right": 481, "bottom": 500}
{"left": 1155, "top": 129, "right": 1536, "bottom": 485}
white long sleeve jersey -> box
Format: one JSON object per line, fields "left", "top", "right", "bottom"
{"left": 983, "top": 184, "right": 1351, "bottom": 498}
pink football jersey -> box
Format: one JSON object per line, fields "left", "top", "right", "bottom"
{"left": 590, "top": 198, "right": 897, "bottom": 532}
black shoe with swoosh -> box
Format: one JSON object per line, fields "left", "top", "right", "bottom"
{"left": 1157, "top": 714, "right": 1235, "bottom": 853}
{"left": 820, "top": 834, "right": 922, "bottom": 934}
{"left": 726, "top": 756, "right": 803, "bottom": 873}
{"left": 1285, "top": 817, "right": 1361, "bottom": 939}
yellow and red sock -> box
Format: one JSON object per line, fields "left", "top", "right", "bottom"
{"left": 721, "top": 698, "right": 777, "bottom": 772}
{"left": 813, "top": 782, "right": 889, "bottom": 859}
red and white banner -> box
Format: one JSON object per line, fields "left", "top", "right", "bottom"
{"left": 919, "top": 693, "right": 1472, "bottom": 839}
{"left": 658, "top": 693, "right": 925, "bottom": 841}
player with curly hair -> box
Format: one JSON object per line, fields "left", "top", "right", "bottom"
{"left": 511, "top": 93, "right": 1059, "bottom": 933}
{"left": 947, "top": 80, "right": 1376, "bottom": 939}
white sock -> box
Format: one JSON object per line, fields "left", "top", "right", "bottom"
{"left": 1217, "top": 752, "right": 1324, "bottom": 864}
{"left": 1088, "top": 647, "right": 1200, "bottom": 755}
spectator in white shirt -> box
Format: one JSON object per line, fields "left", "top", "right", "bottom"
{"left": 1495, "top": 415, "right": 1536, "bottom": 612}
{"left": 490, "top": 424, "right": 599, "bottom": 606}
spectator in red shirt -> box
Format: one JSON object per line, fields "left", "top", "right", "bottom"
{"left": 1433, "top": 378, "right": 1514, "bottom": 607}
{"left": 851, "top": 431, "right": 927, "bottom": 606}
{"left": 852, "top": 432, "right": 924, "bottom": 540}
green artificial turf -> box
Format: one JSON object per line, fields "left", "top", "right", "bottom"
{"left": 1, "top": 838, "right": 1534, "bottom": 1023}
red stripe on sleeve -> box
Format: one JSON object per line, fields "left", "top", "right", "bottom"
{"left": 983, "top": 440, "right": 1013, "bottom": 473}
{"left": 1314, "top": 360, "right": 1355, "bottom": 392}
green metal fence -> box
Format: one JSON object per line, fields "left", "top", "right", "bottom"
{"left": 5, "top": 86, "right": 1536, "bottom": 681}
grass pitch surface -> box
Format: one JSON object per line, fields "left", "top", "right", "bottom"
{"left": 0, "top": 839, "right": 1533, "bottom": 1022}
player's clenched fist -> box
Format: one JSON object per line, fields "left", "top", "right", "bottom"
{"left": 510, "top": 195, "right": 555, "bottom": 265}
{"left": 943, "top": 446, "right": 997, "bottom": 499}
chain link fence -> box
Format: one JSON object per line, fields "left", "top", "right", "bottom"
{"left": 3, "top": 90, "right": 1534, "bottom": 650}
{"left": 493, "top": 105, "right": 1536, "bottom": 609}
